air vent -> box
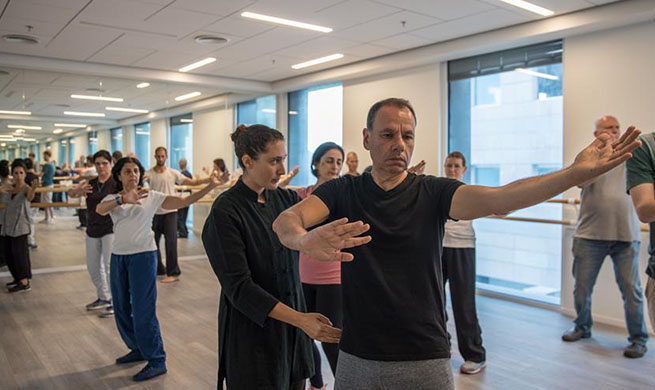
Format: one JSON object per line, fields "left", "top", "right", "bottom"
{"left": 2, "top": 34, "right": 39, "bottom": 44}
{"left": 194, "top": 35, "right": 229, "bottom": 45}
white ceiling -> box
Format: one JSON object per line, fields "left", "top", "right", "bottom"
{"left": 0, "top": 0, "right": 620, "bottom": 140}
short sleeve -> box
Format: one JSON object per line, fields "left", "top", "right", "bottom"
{"left": 172, "top": 169, "right": 186, "bottom": 185}
{"left": 311, "top": 176, "right": 345, "bottom": 216}
{"left": 423, "top": 176, "right": 465, "bottom": 220}
{"left": 626, "top": 140, "right": 655, "bottom": 193}
{"left": 148, "top": 190, "right": 168, "bottom": 211}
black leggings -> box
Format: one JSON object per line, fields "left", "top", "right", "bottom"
{"left": 302, "top": 283, "right": 342, "bottom": 388}
{"left": 4, "top": 234, "right": 31, "bottom": 281}
{"left": 153, "top": 213, "right": 180, "bottom": 276}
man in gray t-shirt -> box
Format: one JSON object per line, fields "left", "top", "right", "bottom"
{"left": 562, "top": 115, "right": 648, "bottom": 359}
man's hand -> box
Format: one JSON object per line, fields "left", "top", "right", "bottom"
{"left": 408, "top": 160, "right": 426, "bottom": 175}
{"left": 299, "top": 218, "right": 371, "bottom": 262}
{"left": 297, "top": 313, "right": 342, "bottom": 343}
{"left": 571, "top": 125, "right": 641, "bottom": 182}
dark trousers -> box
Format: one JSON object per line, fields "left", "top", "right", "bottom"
{"left": 78, "top": 208, "right": 87, "bottom": 227}
{"left": 176, "top": 207, "right": 189, "bottom": 237}
{"left": 4, "top": 234, "right": 31, "bottom": 281}
{"left": 152, "top": 213, "right": 180, "bottom": 276}
{"left": 302, "top": 283, "right": 342, "bottom": 388}
{"left": 442, "top": 247, "right": 486, "bottom": 363}
{"left": 111, "top": 251, "right": 166, "bottom": 367}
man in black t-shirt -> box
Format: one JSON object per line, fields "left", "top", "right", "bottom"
{"left": 273, "top": 98, "right": 642, "bottom": 390}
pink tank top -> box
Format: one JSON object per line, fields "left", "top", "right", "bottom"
{"left": 296, "top": 185, "right": 341, "bottom": 285}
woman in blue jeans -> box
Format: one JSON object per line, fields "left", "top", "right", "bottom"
{"left": 97, "top": 157, "right": 219, "bottom": 381}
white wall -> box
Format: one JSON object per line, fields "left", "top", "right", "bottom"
{"left": 97, "top": 129, "right": 111, "bottom": 151}
{"left": 74, "top": 134, "right": 86, "bottom": 162}
{"left": 191, "top": 105, "right": 234, "bottom": 233}
{"left": 121, "top": 125, "right": 134, "bottom": 155}
{"left": 561, "top": 21, "right": 655, "bottom": 332}
{"left": 149, "top": 119, "right": 167, "bottom": 168}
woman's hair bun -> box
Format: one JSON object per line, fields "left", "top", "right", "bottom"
{"left": 231, "top": 124, "right": 248, "bottom": 142}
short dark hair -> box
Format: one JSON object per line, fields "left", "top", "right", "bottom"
{"left": 366, "top": 98, "right": 417, "bottom": 131}
{"left": 23, "top": 157, "right": 33, "bottom": 170}
{"left": 213, "top": 158, "right": 226, "bottom": 172}
{"left": 112, "top": 157, "right": 145, "bottom": 191}
{"left": 0, "top": 160, "right": 9, "bottom": 178}
{"left": 446, "top": 151, "right": 467, "bottom": 167}
{"left": 311, "top": 142, "right": 344, "bottom": 178}
{"left": 11, "top": 159, "right": 26, "bottom": 173}
{"left": 43, "top": 150, "right": 52, "bottom": 158}
{"left": 93, "top": 150, "right": 112, "bottom": 163}
{"left": 155, "top": 146, "right": 167, "bottom": 155}
{"left": 112, "top": 150, "right": 123, "bottom": 161}
{"left": 231, "top": 124, "right": 284, "bottom": 170}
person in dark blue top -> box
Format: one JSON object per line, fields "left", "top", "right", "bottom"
{"left": 202, "top": 124, "right": 341, "bottom": 390}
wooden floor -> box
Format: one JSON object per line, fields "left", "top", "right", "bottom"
{"left": 1, "top": 215, "right": 654, "bottom": 390}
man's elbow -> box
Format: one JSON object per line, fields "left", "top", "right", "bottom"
{"left": 635, "top": 206, "right": 655, "bottom": 223}
{"left": 272, "top": 212, "right": 287, "bottom": 236}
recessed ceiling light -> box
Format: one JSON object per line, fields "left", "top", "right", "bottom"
{"left": 64, "top": 111, "right": 106, "bottom": 117}
{"left": 71, "top": 94, "right": 123, "bottom": 102}
{"left": 54, "top": 123, "right": 86, "bottom": 128}
{"left": 288, "top": 111, "right": 298, "bottom": 115}
{"left": 515, "top": 68, "right": 559, "bottom": 80}
{"left": 174, "top": 92, "right": 201, "bottom": 101}
{"left": 292, "top": 54, "right": 344, "bottom": 69}
{"left": 14, "top": 129, "right": 24, "bottom": 134}
{"left": 53, "top": 129, "right": 63, "bottom": 134}
{"left": 194, "top": 35, "right": 229, "bottom": 45}
{"left": 0, "top": 110, "right": 31, "bottom": 115}
{"left": 178, "top": 57, "right": 216, "bottom": 73}
{"left": 7, "top": 124, "right": 41, "bottom": 130}
{"left": 105, "top": 107, "right": 149, "bottom": 113}
{"left": 2, "top": 34, "right": 39, "bottom": 44}
{"left": 497, "top": 0, "right": 554, "bottom": 16}
{"left": 261, "top": 108, "right": 276, "bottom": 113}
{"left": 0, "top": 143, "right": 5, "bottom": 147}
{"left": 241, "top": 12, "right": 332, "bottom": 33}
{"left": 180, "top": 118, "right": 193, "bottom": 123}
{"left": 136, "top": 82, "right": 150, "bottom": 89}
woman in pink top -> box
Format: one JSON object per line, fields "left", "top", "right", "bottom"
{"left": 297, "top": 142, "right": 344, "bottom": 390}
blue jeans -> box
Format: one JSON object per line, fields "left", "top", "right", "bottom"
{"left": 572, "top": 238, "right": 648, "bottom": 345}
{"left": 111, "top": 251, "right": 166, "bottom": 367}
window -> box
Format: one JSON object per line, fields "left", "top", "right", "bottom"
{"left": 87, "top": 131, "right": 98, "bottom": 155}
{"left": 448, "top": 41, "right": 563, "bottom": 304}
{"left": 59, "top": 140, "right": 67, "bottom": 166}
{"left": 134, "top": 122, "right": 151, "bottom": 169}
{"left": 288, "top": 83, "right": 343, "bottom": 187}
{"left": 8, "top": 147, "right": 15, "bottom": 161}
{"left": 236, "top": 95, "right": 277, "bottom": 169}
{"left": 20, "top": 146, "right": 27, "bottom": 158}
{"left": 68, "top": 136, "right": 75, "bottom": 167}
{"left": 169, "top": 114, "right": 192, "bottom": 172}
{"left": 110, "top": 127, "right": 123, "bottom": 153}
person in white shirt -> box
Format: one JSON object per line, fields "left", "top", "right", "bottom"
{"left": 96, "top": 156, "right": 219, "bottom": 382}
{"left": 146, "top": 146, "right": 227, "bottom": 283}
{"left": 441, "top": 151, "right": 486, "bottom": 375}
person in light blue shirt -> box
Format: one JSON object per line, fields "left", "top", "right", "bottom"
{"left": 40, "top": 150, "right": 55, "bottom": 224}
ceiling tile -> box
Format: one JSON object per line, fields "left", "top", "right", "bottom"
{"left": 372, "top": 33, "right": 434, "bottom": 50}
{"left": 44, "top": 24, "right": 124, "bottom": 61}
{"left": 410, "top": 8, "right": 529, "bottom": 43}
{"left": 4, "top": 0, "right": 80, "bottom": 24}
{"left": 312, "top": 0, "right": 402, "bottom": 30}
{"left": 204, "top": 15, "right": 276, "bottom": 37}
{"left": 332, "top": 10, "right": 442, "bottom": 43}
{"left": 372, "top": 0, "right": 495, "bottom": 20}
{"left": 211, "top": 27, "right": 320, "bottom": 62}
{"left": 0, "top": 17, "right": 66, "bottom": 38}
{"left": 88, "top": 45, "right": 157, "bottom": 66}
{"left": 78, "top": 0, "right": 162, "bottom": 26}
{"left": 243, "top": 0, "right": 345, "bottom": 21}
{"left": 171, "top": 0, "right": 254, "bottom": 15}
{"left": 478, "top": 0, "right": 592, "bottom": 17}
{"left": 142, "top": 7, "right": 222, "bottom": 37}
{"left": 340, "top": 43, "right": 395, "bottom": 58}
{"left": 275, "top": 36, "right": 361, "bottom": 59}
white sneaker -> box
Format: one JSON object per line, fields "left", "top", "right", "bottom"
{"left": 460, "top": 360, "right": 486, "bottom": 375}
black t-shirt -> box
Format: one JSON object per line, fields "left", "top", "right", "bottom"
{"left": 85, "top": 177, "right": 117, "bottom": 238}
{"left": 25, "top": 172, "right": 40, "bottom": 203}
{"left": 312, "top": 172, "right": 463, "bottom": 361}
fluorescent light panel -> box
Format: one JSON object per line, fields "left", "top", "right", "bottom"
{"left": 136, "top": 82, "right": 150, "bottom": 88}
{"left": 175, "top": 92, "right": 201, "bottom": 101}
{"left": 178, "top": 57, "right": 216, "bottom": 72}
{"left": 0, "top": 110, "right": 31, "bottom": 115}
{"left": 105, "top": 107, "right": 149, "bottom": 113}
{"left": 292, "top": 54, "right": 344, "bottom": 69}
{"left": 71, "top": 94, "right": 124, "bottom": 102}
{"left": 180, "top": 118, "right": 193, "bottom": 123}
{"left": 498, "top": 0, "right": 554, "bottom": 16}
{"left": 54, "top": 123, "right": 86, "bottom": 128}
{"left": 261, "top": 108, "right": 276, "bottom": 113}
{"left": 53, "top": 129, "right": 63, "bottom": 134}
{"left": 8, "top": 124, "right": 41, "bottom": 130}
{"left": 241, "top": 12, "right": 332, "bottom": 33}
{"left": 515, "top": 68, "right": 559, "bottom": 80}
{"left": 64, "top": 111, "right": 106, "bottom": 117}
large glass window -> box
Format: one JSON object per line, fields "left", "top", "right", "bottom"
{"left": 288, "top": 83, "right": 343, "bottom": 186}
{"left": 134, "top": 122, "right": 151, "bottom": 169}
{"left": 87, "top": 131, "right": 98, "bottom": 155}
{"left": 448, "top": 41, "right": 563, "bottom": 304}
{"left": 58, "top": 140, "right": 67, "bottom": 166}
{"left": 110, "top": 127, "right": 123, "bottom": 153}
{"left": 68, "top": 136, "right": 75, "bottom": 167}
{"left": 170, "top": 114, "right": 193, "bottom": 172}
{"left": 236, "top": 95, "right": 277, "bottom": 169}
